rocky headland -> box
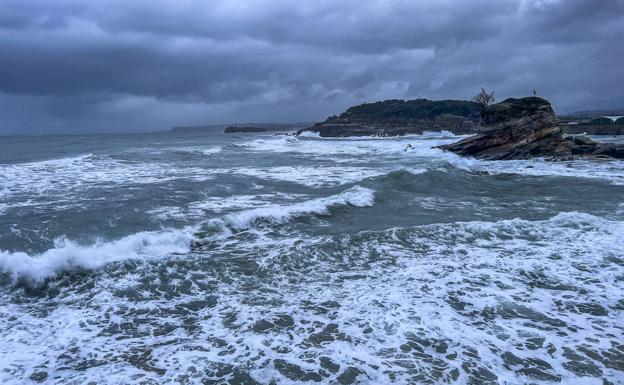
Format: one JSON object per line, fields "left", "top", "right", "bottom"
{"left": 298, "top": 99, "right": 482, "bottom": 137}
{"left": 437, "top": 97, "right": 624, "bottom": 160}
{"left": 224, "top": 126, "right": 267, "bottom": 133}
{"left": 172, "top": 122, "right": 312, "bottom": 134}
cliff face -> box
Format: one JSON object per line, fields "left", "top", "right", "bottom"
{"left": 438, "top": 97, "right": 624, "bottom": 160}
{"left": 298, "top": 99, "right": 482, "bottom": 137}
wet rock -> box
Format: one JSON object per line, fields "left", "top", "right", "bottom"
{"left": 438, "top": 97, "right": 624, "bottom": 160}
{"left": 591, "top": 143, "right": 624, "bottom": 158}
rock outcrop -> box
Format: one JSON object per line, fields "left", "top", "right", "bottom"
{"left": 437, "top": 97, "right": 624, "bottom": 160}
{"left": 298, "top": 99, "right": 482, "bottom": 137}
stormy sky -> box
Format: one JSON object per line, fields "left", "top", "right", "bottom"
{"left": 1, "top": 0, "right": 623, "bottom": 134}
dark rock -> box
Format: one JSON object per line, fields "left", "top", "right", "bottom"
{"left": 591, "top": 143, "right": 624, "bottom": 158}
{"left": 571, "top": 145, "right": 596, "bottom": 155}
{"left": 438, "top": 97, "right": 624, "bottom": 160}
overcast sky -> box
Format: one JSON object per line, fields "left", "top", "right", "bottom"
{"left": 1, "top": 0, "right": 623, "bottom": 134}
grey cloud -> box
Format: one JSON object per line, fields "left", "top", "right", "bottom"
{"left": 0, "top": 0, "right": 622, "bottom": 134}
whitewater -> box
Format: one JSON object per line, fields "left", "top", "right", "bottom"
{"left": 0, "top": 131, "right": 623, "bottom": 384}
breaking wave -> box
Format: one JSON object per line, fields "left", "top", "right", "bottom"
{"left": 208, "top": 185, "right": 375, "bottom": 231}
{"left": 0, "top": 227, "right": 198, "bottom": 283}
{"left": 0, "top": 186, "right": 375, "bottom": 283}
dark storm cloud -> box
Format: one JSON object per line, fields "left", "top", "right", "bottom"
{"left": 0, "top": 0, "right": 622, "bottom": 134}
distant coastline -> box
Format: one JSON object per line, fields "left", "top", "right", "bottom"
{"left": 560, "top": 124, "right": 624, "bottom": 135}
{"left": 171, "top": 122, "right": 313, "bottom": 134}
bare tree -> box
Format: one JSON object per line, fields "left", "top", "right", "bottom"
{"left": 473, "top": 88, "right": 496, "bottom": 107}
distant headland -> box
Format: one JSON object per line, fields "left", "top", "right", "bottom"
{"left": 297, "top": 99, "right": 482, "bottom": 137}
{"left": 171, "top": 123, "right": 313, "bottom": 134}
{"left": 295, "top": 96, "right": 624, "bottom": 138}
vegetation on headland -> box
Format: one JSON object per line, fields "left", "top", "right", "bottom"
{"left": 472, "top": 88, "right": 496, "bottom": 107}
{"left": 327, "top": 98, "right": 482, "bottom": 123}
{"left": 297, "top": 98, "right": 483, "bottom": 137}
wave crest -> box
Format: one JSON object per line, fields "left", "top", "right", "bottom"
{"left": 0, "top": 187, "right": 376, "bottom": 282}
{"left": 0, "top": 227, "right": 197, "bottom": 283}
{"left": 210, "top": 185, "right": 375, "bottom": 231}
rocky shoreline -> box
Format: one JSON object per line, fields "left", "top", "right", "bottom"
{"left": 437, "top": 97, "right": 624, "bottom": 160}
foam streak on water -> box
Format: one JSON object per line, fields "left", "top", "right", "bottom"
{"left": 0, "top": 131, "right": 623, "bottom": 384}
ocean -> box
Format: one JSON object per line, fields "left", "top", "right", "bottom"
{"left": 0, "top": 131, "right": 623, "bottom": 384}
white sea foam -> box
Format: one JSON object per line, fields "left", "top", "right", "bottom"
{"left": 2, "top": 212, "right": 621, "bottom": 384}
{"left": 3, "top": 131, "right": 624, "bottom": 385}
{"left": 296, "top": 130, "right": 321, "bottom": 138}
{"left": 200, "top": 146, "right": 223, "bottom": 155}
{"left": 173, "top": 145, "right": 223, "bottom": 155}
{"left": 0, "top": 226, "right": 198, "bottom": 282}
{"left": 230, "top": 166, "right": 386, "bottom": 187}
{"left": 214, "top": 186, "right": 375, "bottom": 230}
{"left": 0, "top": 153, "right": 217, "bottom": 210}
{"left": 147, "top": 195, "right": 273, "bottom": 222}
{"left": 238, "top": 134, "right": 624, "bottom": 186}
{"left": 1, "top": 187, "right": 375, "bottom": 282}
{"left": 239, "top": 134, "right": 457, "bottom": 157}
{"left": 439, "top": 150, "right": 624, "bottom": 185}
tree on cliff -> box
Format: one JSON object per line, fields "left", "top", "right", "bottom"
{"left": 473, "top": 88, "right": 496, "bottom": 107}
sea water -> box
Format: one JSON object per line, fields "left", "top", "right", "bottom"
{"left": 1, "top": 131, "right": 623, "bottom": 384}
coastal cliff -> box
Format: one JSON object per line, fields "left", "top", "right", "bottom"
{"left": 298, "top": 99, "right": 482, "bottom": 137}
{"left": 438, "top": 97, "right": 624, "bottom": 160}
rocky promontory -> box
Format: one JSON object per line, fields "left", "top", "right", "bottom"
{"left": 298, "top": 99, "right": 482, "bottom": 137}
{"left": 437, "top": 97, "right": 624, "bottom": 160}
{"left": 224, "top": 126, "right": 267, "bottom": 133}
